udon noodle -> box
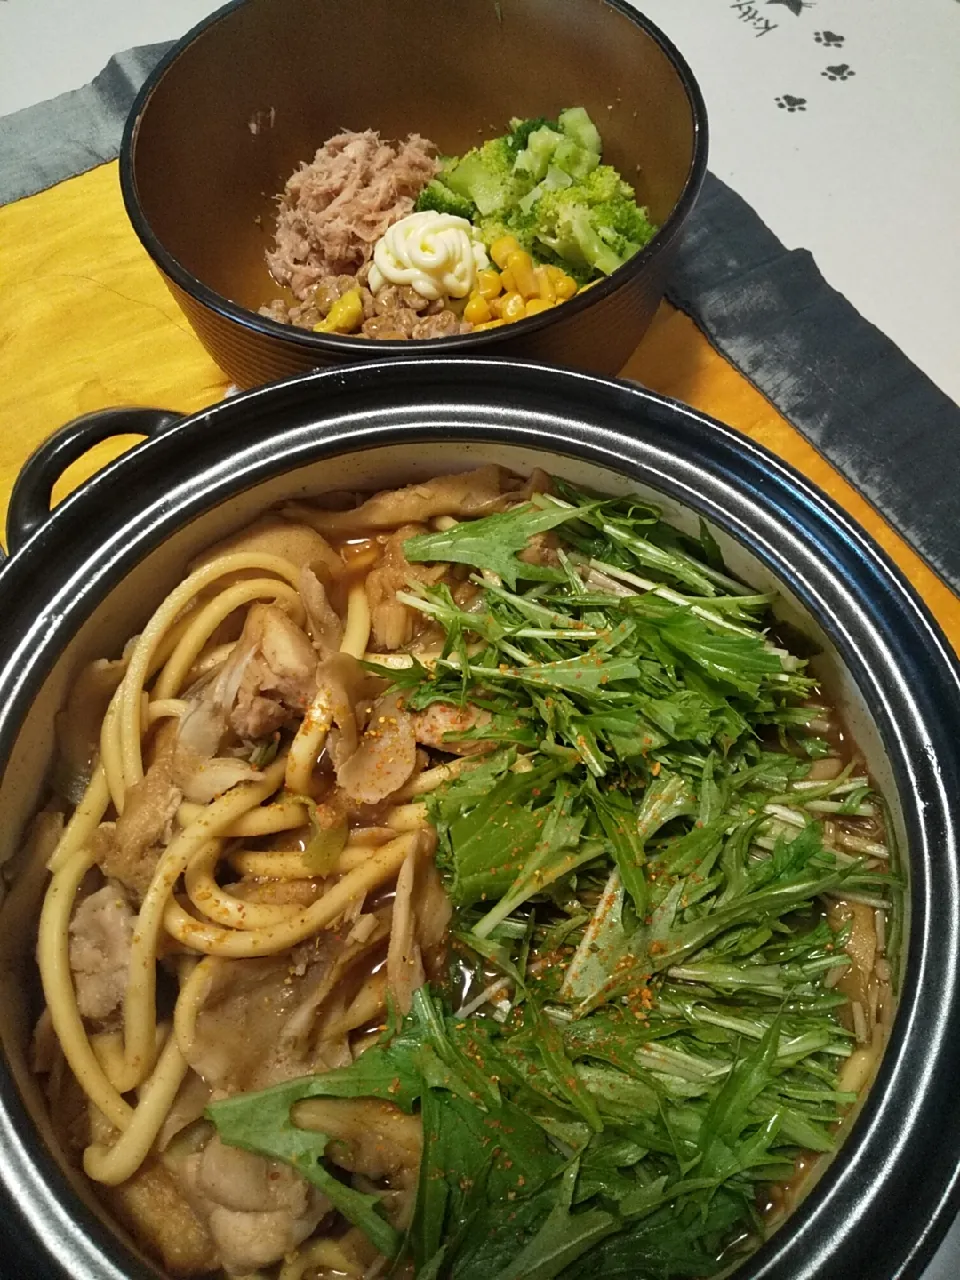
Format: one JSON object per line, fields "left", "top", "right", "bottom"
{"left": 27, "top": 467, "right": 897, "bottom": 1278}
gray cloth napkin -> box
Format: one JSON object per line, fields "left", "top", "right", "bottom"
{"left": 667, "top": 174, "right": 960, "bottom": 598}
{"left": 0, "top": 42, "right": 173, "bottom": 205}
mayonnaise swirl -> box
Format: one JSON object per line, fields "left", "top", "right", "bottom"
{"left": 368, "top": 211, "right": 490, "bottom": 300}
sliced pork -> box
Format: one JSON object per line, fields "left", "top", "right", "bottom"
{"left": 177, "top": 603, "right": 319, "bottom": 754}
{"left": 68, "top": 882, "right": 135, "bottom": 1023}
{"left": 98, "top": 736, "right": 182, "bottom": 899}
{"left": 364, "top": 523, "right": 447, "bottom": 651}
{"left": 181, "top": 1137, "right": 328, "bottom": 1277}
{"left": 412, "top": 701, "right": 494, "bottom": 756}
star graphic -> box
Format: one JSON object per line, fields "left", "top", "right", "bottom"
{"left": 766, "top": 0, "right": 813, "bottom": 14}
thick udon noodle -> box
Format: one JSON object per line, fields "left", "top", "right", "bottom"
{"left": 27, "top": 468, "right": 894, "bottom": 1279}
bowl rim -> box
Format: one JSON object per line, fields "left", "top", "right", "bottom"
{"left": 0, "top": 358, "right": 959, "bottom": 1279}
{"left": 118, "top": 0, "right": 709, "bottom": 353}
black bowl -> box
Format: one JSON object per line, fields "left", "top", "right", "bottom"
{"left": 0, "top": 359, "right": 959, "bottom": 1279}
{"left": 119, "top": 0, "right": 707, "bottom": 388}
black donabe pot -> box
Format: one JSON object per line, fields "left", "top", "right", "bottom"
{"left": 0, "top": 359, "right": 958, "bottom": 1279}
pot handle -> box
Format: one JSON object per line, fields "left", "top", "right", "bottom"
{"left": 4, "top": 407, "right": 183, "bottom": 559}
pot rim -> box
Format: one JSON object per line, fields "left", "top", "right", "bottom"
{"left": 118, "top": 0, "right": 709, "bottom": 356}
{"left": 0, "top": 357, "right": 959, "bottom": 1280}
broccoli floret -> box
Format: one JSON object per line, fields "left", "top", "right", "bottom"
{"left": 518, "top": 164, "right": 573, "bottom": 216}
{"left": 535, "top": 200, "right": 624, "bottom": 276}
{"left": 578, "top": 164, "right": 635, "bottom": 204}
{"left": 443, "top": 136, "right": 532, "bottom": 216}
{"left": 414, "top": 179, "right": 477, "bottom": 220}
{"left": 514, "top": 107, "right": 602, "bottom": 184}
{"left": 551, "top": 136, "right": 600, "bottom": 181}
{"left": 425, "top": 109, "right": 654, "bottom": 281}
{"left": 531, "top": 164, "right": 657, "bottom": 277}
{"left": 507, "top": 115, "right": 558, "bottom": 154}
{"left": 474, "top": 209, "right": 538, "bottom": 259}
{"left": 557, "top": 106, "right": 602, "bottom": 158}
{"left": 593, "top": 197, "right": 657, "bottom": 247}
{"left": 514, "top": 124, "right": 565, "bottom": 181}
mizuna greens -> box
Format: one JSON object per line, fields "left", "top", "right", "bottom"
{"left": 206, "top": 480, "right": 899, "bottom": 1278}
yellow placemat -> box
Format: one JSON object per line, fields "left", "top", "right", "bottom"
{"left": 1, "top": 161, "right": 958, "bottom": 654}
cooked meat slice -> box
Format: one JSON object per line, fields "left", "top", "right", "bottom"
{"left": 412, "top": 701, "right": 494, "bottom": 756}
{"left": 68, "top": 881, "right": 134, "bottom": 1023}
{"left": 99, "top": 736, "right": 181, "bottom": 898}
{"left": 518, "top": 530, "right": 562, "bottom": 568}
{"left": 191, "top": 515, "right": 344, "bottom": 582}
{"left": 166, "top": 1130, "right": 329, "bottom": 1275}
{"left": 397, "top": 284, "right": 430, "bottom": 313}
{"left": 231, "top": 604, "right": 318, "bottom": 735}
{"left": 178, "top": 604, "right": 319, "bottom": 750}
{"left": 337, "top": 691, "right": 418, "bottom": 805}
{"left": 104, "top": 1158, "right": 219, "bottom": 1276}
{"left": 180, "top": 923, "right": 388, "bottom": 1093}
{"left": 206, "top": 1203, "right": 322, "bottom": 1276}
{"left": 364, "top": 524, "right": 447, "bottom": 651}
{"left": 180, "top": 955, "right": 329, "bottom": 1093}
{"left": 301, "top": 466, "right": 512, "bottom": 536}
{"left": 192, "top": 1135, "right": 322, "bottom": 1216}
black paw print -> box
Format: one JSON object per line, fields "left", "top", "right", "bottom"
{"left": 776, "top": 95, "right": 807, "bottom": 112}
{"left": 821, "top": 63, "right": 855, "bottom": 81}
{"left": 815, "top": 30, "right": 845, "bottom": 46}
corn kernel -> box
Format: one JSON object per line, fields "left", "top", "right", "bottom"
{"left": 471, "top": 318, "right": 508, "bottom": 332}
{"left": 534, "top": 266, "right": 556, "bottom": 304}
{"left": 313, "top": 288, "right": 364, "bottom": 334}
{"left": 506, "top": 249, "right": 537, "bottom": 299}
{"left": 553, "top": 273, "right": 578, "bottom": 301}
{"left": 524, "top": 297, "right": 555, "bottom": 318}
{"left": 490, "top": 235, "right": 521, "bottom": 269}
{"left": 476, "top": 268, "right": 503, "bottom": 300}
{"left": 499, "top": 290, "right": 526, "bottom": 323}
{"left": 498, "top": 268, "right": 516, "bottom": 295}
{"left": 464, "top": 294, "right": 492, "bottom": 325}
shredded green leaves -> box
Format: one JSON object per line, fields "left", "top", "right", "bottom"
{"left": 207, "top": 480, "right": 899, "bottom": 1279}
